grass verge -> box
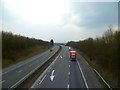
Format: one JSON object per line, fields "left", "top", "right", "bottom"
{"left": 75, "top": 49, "right": 110, "bottom": 88}
{"left": 3, "top": 46, "right": 51, "bottom": 68}
{"left": 16, "top": 45, "right": 62, "bottom": 88}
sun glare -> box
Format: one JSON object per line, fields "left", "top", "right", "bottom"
{"left": 4, "top": 0, "right": 70, "bottom": 24}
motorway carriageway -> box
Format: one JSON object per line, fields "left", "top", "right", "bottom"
{"left": 31, "top": 46, "right": 102, "bottom": 88}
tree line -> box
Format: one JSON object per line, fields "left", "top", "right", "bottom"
{"left": 2, "top": 31, "right": 51, "bottom": 61}
{"left": 66, "top": 26, "right": 120, "bottom": 88}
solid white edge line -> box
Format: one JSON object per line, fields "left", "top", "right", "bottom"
{"left": 77, "top": 61, "right": 89, "bottom": 90}
{"left": 31, "top": 52, "right": 61, "bottom": 88}
{"left": 39, "top": 75, "right": 46, "bottom": 85}
{"left": 94, "top": 69, "right": 112, "bottom": 90}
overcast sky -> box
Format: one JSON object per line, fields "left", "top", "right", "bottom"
{"left": 0, "top": 0, "right": 118, "bottom": 43}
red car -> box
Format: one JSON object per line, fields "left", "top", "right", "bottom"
{"left": 70, "top": 51, "right": 76, "bottom": 61}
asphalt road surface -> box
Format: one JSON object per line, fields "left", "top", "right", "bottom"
{"left": 2, "top": 46, "right": 59, "bottom": 88}
{"left": 31, "top": 46, "right": 102, "bottom": 88}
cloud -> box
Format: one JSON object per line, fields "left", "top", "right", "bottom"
{"left": 69, "top": 14, "right": 81, "bottom": 24}
{"left": 68, "top": 2, "right": 118, "bottom": 29}
{"left": 63, "top": 24, "right": 84, "bottom": 30}
{"left": 62, "top": 13, "right": 81, "bottom": 26}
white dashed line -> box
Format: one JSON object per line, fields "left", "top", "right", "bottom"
{"left": 67, "top": 84, "right": 69, "bottom": 89}
{"left": 39, "top": 75, "right": 46, "bottom": 85}
{"left": 68, "top": 72, "right": 70, "bottom": 75}
{"left": 18, "top": 70, "right": 23, "bottom": 73}
{"left": 69, "top": 65, "right": 70, "bottom": 68}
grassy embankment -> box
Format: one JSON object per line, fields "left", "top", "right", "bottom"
{"left": 2, "top": 31, "right": 51, "bottom": 68}
{"left": 66, "top": 26, "right": 120, "bottom": 88}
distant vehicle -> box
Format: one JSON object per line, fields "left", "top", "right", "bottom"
{"left": 70, "top": 51, "right": 76, "bottom": 61}
{"left": 50, "top": 49, "right": 53, "bottom": 52}
{"left": 69, "top": 47, "right": 71, "bottom": 51}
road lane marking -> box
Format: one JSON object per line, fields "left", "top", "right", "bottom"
{"left": 85, "top": 61, "right": 89, "bottom": 65}
{"left": 67, "top": 84, "right": 69, "bottom": 89}
{"left": 68, "top": 72, "right": 70, "bottom": 75}
{"left": 48, "top": 66, "right": 52, "bottom": 72}
{"left": 39, "top": 75, "right": 46, "bottom": 84}
{"left": 50, "top": 70, "right": 55, "bottom": 81}
{"left": 94, "top": 69, "right": 112, "bottom": 90}
{"left": 0, "top": 80, "right": 5, "bottom": 84}
{"left": 60, "top": 56, "right": 62, "bottom": 58}
{"left": 31, "top": 51, "right": 61, "bottom": 88}
{"left": 69, "top": 65, "right": 70, "bottom": 68}
{"left": 77, "top": 61, "right": 89, "bottom": 89}
{"left": 18, "top": 70, "right": 23, "bottom": 73}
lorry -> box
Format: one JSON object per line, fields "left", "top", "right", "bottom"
{"left": 70, "top": 51, "right": 77, "bottom": 61}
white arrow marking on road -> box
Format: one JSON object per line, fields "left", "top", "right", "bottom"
{"left": 60, "top": 56, "right": 62, "bottom": 58}
{"left": 50, "top": 70, "right": 55, "bottom": 81}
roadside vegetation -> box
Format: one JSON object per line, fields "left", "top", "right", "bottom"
{"left": 66, "top": 26, "right": 120, "bottom": 88}
{"left": 2, "top": 31, "right": 51, "bottom": 68}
